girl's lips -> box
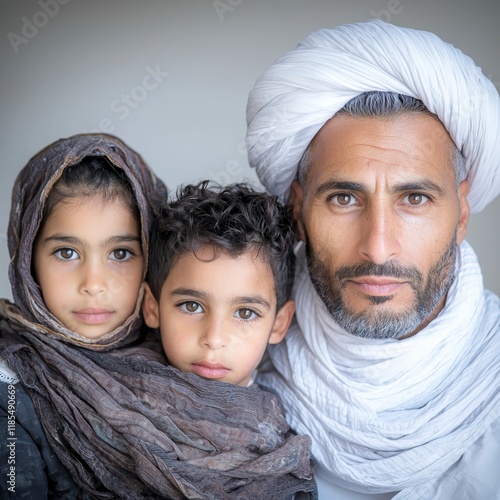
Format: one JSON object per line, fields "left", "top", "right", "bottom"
{"left": 73, "top": 308, "right": 114, "bottom": 324}
{"left": 191, "top": 361, "right": 230, "bottom": 380}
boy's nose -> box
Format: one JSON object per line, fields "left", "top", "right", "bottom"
{"left": 201, "top": 317, "right": 228, "bottom": 350}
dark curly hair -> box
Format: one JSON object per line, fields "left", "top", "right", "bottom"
{"left": 147, "top": 181, "right": 296, "bottom": 310}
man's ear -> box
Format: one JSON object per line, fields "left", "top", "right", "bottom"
{"left": 268, "top": 300, "right": 295, "bottom": 345}
{"left": 456, "top": 179, "right": 470, "bottom": 245}
{"left": 289, "top": 180, "right": 306, "bottom": 242}
{"left": 142, "top": 282, "right": 160, "bottom": 329}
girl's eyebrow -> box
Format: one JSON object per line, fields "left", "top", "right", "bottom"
{"left": 40, "top": 234, "right": 141, "bottom": 248}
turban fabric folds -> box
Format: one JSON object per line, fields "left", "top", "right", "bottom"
{"left": 246, "top": 20, "right": 500, "bottom": 212}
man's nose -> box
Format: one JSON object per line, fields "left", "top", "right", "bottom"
{"left": 358, "top": 201, "right": 400, "bottom": 265}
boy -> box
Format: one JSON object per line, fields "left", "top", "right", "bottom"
{"left": 143, "top": 181, "right": 296, "bottom": 387}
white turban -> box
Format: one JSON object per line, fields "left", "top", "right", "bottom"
{"left": 246, "top": 20, "right": 500, "bottom": 213}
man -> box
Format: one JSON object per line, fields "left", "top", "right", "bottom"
{"left": 246, "top": 20, "right": 500, "bottom": 499}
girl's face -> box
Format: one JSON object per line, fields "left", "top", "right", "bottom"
{"left": 33, "top": 195, "right": 143, "bottom": 339}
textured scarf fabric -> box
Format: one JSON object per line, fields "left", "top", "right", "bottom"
{"left": 1, "top": 134, "right": 316, "bottom": 498}
{"left": 1, "top": 305, "right": 315, "bottom": 499}
{"left": 246, "top": 20, "right": 500, "bottom": 213}
{"left": 257, "top": 241, "right": 500, "bottom": 495}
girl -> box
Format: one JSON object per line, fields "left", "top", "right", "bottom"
{"left": 0, "top": 134, "right": 315, "bottom": 499}
{"left": 0, "top": 133, "right": 168, "bottom": 497}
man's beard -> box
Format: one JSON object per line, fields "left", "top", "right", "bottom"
{"left": 304, "top": 231, "right": 457, "bottom": 340}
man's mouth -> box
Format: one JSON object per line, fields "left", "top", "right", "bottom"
{"left": 347, "top": 277, "right": 408, "bottom": 296}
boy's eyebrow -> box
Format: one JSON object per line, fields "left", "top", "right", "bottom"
{"left": 171, "top": 288, "right": 207, "bottom": 300}
{"left": 171, "top": 288, "right": 272, "bottom": 310}
{"left": 232, "top": 296, "right": 272, "bottom": 310}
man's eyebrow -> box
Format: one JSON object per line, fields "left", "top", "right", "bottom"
{"left": 315, "top": 179, "right": 445, "bottom": 197}
{"left": 316, "top": 180, "right": 365, "bottom": 197}
{"left": 391, "top": 180, "right": 444, "bottom": 195}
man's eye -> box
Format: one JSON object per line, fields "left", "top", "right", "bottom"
{"left": 329, "top": 193, "right": 355, "bottom": 206}
{"left": 54, "top": 248, "right": 78, "bottom": 260}
{"left": 235, "top": 308, "right": 258, "bottom": 320}
{"left": 405, "top": 193, "right": 429, "bottom": 205}
{"left": 179, "top": 302, "right": 203, "bottom": 314}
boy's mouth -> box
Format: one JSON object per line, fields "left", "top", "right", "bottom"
{"left": 191, "top": 361, "right": 230, "bottom": 380}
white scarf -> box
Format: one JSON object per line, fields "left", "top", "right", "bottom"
{"left": 257, "top": 240, "right": 500, "bottom": 494}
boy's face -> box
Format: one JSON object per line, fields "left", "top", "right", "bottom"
{"left": 143, "top": 247, "right": 294, "bottom": 387}
{"left": 33, "top": 195, "right": 143, "bottom": 339}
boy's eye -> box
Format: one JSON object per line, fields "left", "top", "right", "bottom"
{"left": 179, "top": 301, "right": 203, "bottom": 314}
{"left": 55, "top": 248, "right": 78, "bottom": 260}
{"left": 110, "top": 248, "right": 132, "bottom": 261}
{"left": 235, "top": 308, "right": 258, "bottom": 321}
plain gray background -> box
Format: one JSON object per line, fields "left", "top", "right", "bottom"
{"left": 1, "top": 0, "right": 499, "bottom": 300}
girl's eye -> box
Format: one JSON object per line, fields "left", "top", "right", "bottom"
{"left": 110, "top": 248, "right": 133, "bottom": 261}
{"left": 235, "top": 308, "right": 258, "bottom": 321}
{"left": 329, "top": 193, "right": 356, "bottom": 206}
{"left": 54, "top": 248, "right": 78, "bottom": 260}
{"left": 404, "top": 193, "right": 429, "bottom": 205}
{"left": 179, "top": 301, "right": 203, "bottom": 314}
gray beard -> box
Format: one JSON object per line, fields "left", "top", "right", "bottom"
{"left": 304, "top": 232, "right": 457, "bottom": 340}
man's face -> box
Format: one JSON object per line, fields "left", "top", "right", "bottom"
{"left": 291, "top": 114, "right": 470, "bottom": 339}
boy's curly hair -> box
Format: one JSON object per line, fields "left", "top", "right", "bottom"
{"left": 147, "top": 181, "right": 295, "bottom": 310}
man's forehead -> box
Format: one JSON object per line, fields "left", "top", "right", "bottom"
{"left": 307, "top": 113, "right": 456, "bottom": 182}
{"left": 314, "top": 113, "right": 452, "bottom": 146}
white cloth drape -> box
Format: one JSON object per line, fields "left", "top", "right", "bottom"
{"left": 246, "top": 20, "right": 500, "bottom": 213}
{"left": 257, "top": 241, "right": 500, "bottom": 495}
